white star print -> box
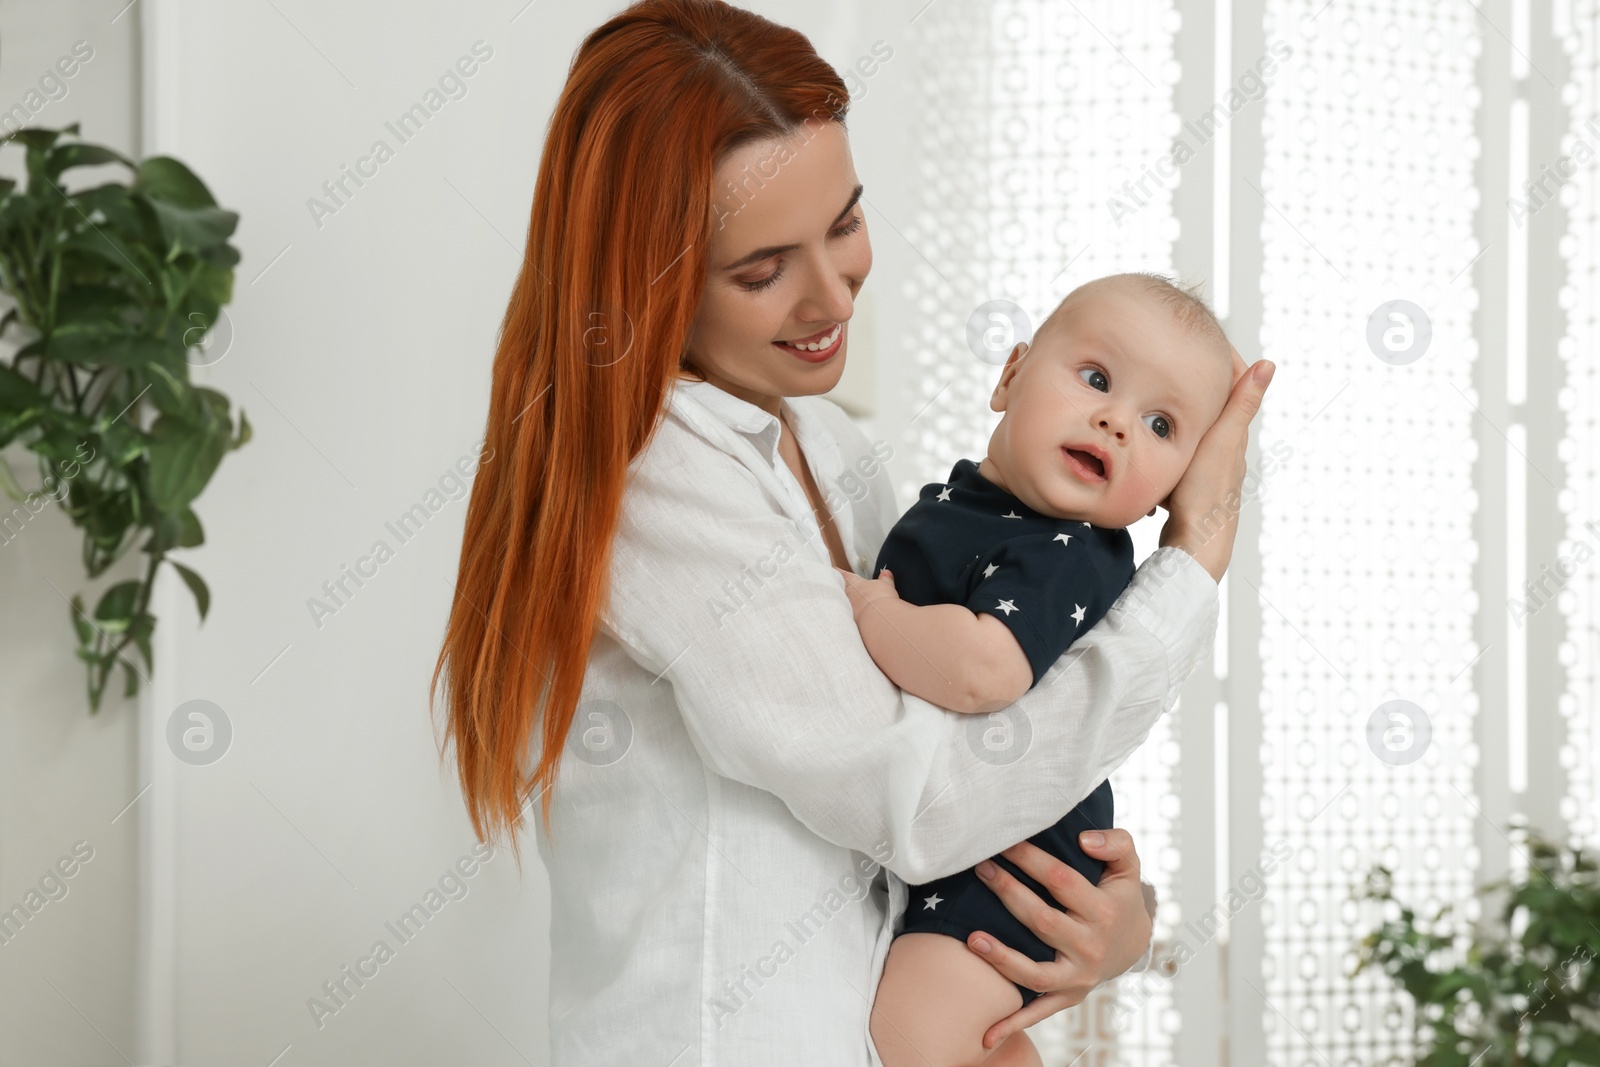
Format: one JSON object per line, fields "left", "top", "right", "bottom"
{"left": 1053, "top": 533, "right": 1073, "bottom": 546}
{"left": 996, "top": 599, "right": 1018, "bottom": 616}
{"left": 982, "top": 562, "right": 998, "bottom": 578}
{"left": 1082, "top": 521, "right": 1092, "bottom": 527}
{"left": 1002, "top": 510, "right": 1022, "bottom": 519}
{"left": 923, "top": 893, "right": 943, "bottom": 910}
{"left": 1071, "top": 603, "right": 1087, "bottom": 625}
{"left": 936, "top": 486, "right": 953, "bottom": 502}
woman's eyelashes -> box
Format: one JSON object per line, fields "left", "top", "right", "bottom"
{"left": 738, "top": 269, "right": 783, "bottom": 293}
{"left": 1075, "top": 365, "right": 1175, "bottom": 440}
{"left": 734, "top": 214, "right": 864, "bottom": 293}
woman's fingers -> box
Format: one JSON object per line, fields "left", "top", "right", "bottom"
{"left": 980, "top": 991, "right": 1079, "bottom": 1052}
{"left": 971, "top": 852, "right": 1096, "bottom": 963}
{"left": 1217, "top": 358, "right": 1273, "bottom": 435}
{"left": 965, "top": 830, "right": 1158, "bottom": 1040}
{"left": 990, "top": 840, "right": 1102, "bottom": 916}
{"left": 1077, "top": 827, "right": 1142, "bottom": 881}
{"left": 964, "top": 921, "right": 1087, "bottom": 1003}
{"left": 1228, "top": 342, "right": 1248, "bottom": 384}
{"left": 1158, "top": 358, "right": 1274, "bottom": 579}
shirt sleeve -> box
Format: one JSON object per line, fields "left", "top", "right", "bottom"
{"left": 966, "top": 532, "right": 1126, "bottom": 689}
{"left": 600, "top": 413, "right": 1219, "bottom": 886}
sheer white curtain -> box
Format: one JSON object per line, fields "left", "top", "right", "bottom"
{"left": 859, "top": 0, "right": 1596, "bottom": 1062}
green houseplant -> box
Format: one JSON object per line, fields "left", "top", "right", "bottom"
{"left": 1354, "top": 824, "right": 1600, "bottom": 1065}
{"left": 0, "top": 122, "right": 249, "bottom": 711}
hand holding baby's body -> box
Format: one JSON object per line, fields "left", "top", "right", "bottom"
{"left": 868, "top": 834, "right": 1154, "bottom": 1067}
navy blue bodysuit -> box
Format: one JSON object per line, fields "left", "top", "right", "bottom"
{"left": 873, "top": 457, "right": 1135, "bottom": 1007}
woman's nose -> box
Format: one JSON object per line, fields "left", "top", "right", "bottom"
{"left": 795, "top": 256, "right": 856, "bottom": 325}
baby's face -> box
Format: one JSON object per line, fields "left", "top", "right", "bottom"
{"left": 979, "top": 279, "right": 1234, "bottom": 527}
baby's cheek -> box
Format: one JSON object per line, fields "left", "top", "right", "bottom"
{"left": 1112, "top": 465, "right": 1165, "bottom": 522}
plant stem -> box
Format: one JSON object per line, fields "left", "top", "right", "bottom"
{"left": 92, "top": 549, "right": 162, "bottom": 705}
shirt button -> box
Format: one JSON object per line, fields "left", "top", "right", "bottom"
{"left": 856, "top": 554, "right": 868, "bottom": 571}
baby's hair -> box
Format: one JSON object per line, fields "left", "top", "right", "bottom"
{"left": 1043, "top": 271, "right": 1231, "bottom": 352}
{"left": 1121, "top": 271, "right": 1228, "bottom": 346}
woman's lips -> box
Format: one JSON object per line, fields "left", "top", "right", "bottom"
{"left": 773, "top": 322, "right": 844, "bottom": 362}
{"left": 1062, "top": 447, "right": 1108, "bottom": 482}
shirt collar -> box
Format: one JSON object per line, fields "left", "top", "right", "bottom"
{"left": 671, "top": 376, "right": 792, "bottom": 466}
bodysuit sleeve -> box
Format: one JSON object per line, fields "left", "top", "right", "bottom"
{"left": 965, "top": 531, "right": 1127, "bottom": 688}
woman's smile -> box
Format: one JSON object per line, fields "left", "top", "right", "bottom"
{"left": 774, "top": 321, "right": 844, "bottom": 361}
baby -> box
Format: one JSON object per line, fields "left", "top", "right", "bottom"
{"left": 840, "top": 272, "right": 1237, "bottom": 1067}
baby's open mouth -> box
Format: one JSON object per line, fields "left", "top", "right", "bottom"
{"left": 1064, "top": 447, "right": 1106, "bottom": 479}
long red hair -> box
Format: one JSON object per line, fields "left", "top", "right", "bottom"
{"left": 430, "top": 0, "right": 850, "bottom": 866}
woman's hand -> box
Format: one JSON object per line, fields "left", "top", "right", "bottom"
{"left": 835, "top": 566, "right": 900, "bottom": 622}
{"left": 1157, "top": 351, "right": 1275, "bottom": 582}
{"left": 963, "top": 829, "right": 1154, "bottom": 1051}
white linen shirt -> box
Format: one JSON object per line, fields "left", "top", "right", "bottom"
{"left": 535, "top": 375, "right": 1220, "bottom": 1067}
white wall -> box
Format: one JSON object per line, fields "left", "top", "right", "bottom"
{"left": 5, "top": 1, "right": 919, "bottom": 1064}
{"left": 0, "top": 3, "right": 143, "bottom": 1063}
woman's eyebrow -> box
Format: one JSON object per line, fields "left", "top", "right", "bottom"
{"left": 720, "top": 184, "right": 865, "bottom": 271}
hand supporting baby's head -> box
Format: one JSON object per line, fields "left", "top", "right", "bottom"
{"left": 974, "top": 272, "right": 1237, "bottom": 528}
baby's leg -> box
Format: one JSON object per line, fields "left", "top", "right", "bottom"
{"left": 870, "top": 932, "right": 1043, "bottom": 1067}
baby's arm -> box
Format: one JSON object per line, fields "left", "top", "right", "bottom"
{"left": 840, "top": 569, "right": 1034, "bottom": 714}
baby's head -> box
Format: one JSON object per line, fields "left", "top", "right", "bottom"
{"left": 978, "top": 272, "right": 1238, "bottom": 528}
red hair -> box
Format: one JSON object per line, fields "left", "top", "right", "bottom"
{"left": 430, "top": 0, "right": 851, "bottom": 866}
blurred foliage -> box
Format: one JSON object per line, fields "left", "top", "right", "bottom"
{"left": 1354, "top": 824, "right": 1600, "bottom": 1065}
{"left": 0, "top": 122, "right": 248, "bottom": 711}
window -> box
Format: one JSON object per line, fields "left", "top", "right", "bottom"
{"left": 860, "top": 0, "right": 1595, "bottom": 1060}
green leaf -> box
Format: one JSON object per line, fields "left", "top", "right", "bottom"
{"left": 92, "top": 579, "right": 142, "bottom": 633}
{"left": 169, "top": 560, "right": 210, "bottom": 621}
{"left": 232, "top": 408, "right": 252, "bottom": 449}
{"left": 97, "top": 415, "right": 145, "bottom": 467}
{"left": 144, "top": 362, "right": 198, "bottom": 422}
{"left": 58, "top": 228, "right": 157, "bottom": 284}
{"left": 132, "top": 156, "right": 218, "bottom": 209}
{"left": 178, "top": 507, "right": 204, "bottom": 547}
{"left": 0, "top": 123, "right": 76, "bottom": 152}
{"left": 197, "top": 242, "right": 241, "bottom": 269}
{"left": 0, "top": 361, "right": 43, "bottom": 408}
{"left": 69, "top": 594, "right": 95, "bottom": 647}
{"left": 52, "top": 284, "right": 143, "bottom": 331}
{"left": 145, "top": 506, "right": 204, "bottom": 555}
{"left": 44, "top": 327, "right": 177, "bottom": 369}
{"left": 71, "top": 182, "right": 154, "bottom": 239}
{"left": 145, "top": 413, "right": 229, "bottom": 513}
{"left": 46, "top": 142, "right": 134, "bottom": 185}
{"left": 143, "top": 197, "right": 238, "bottom": 255}
{"left": 189, "top": 261, "right": 235, "bottom": 307}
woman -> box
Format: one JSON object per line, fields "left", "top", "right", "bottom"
{"left": 431, "top": 2, "right": 1273, "bottom": 1064}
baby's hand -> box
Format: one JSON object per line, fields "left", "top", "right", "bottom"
{"left": 836, "top": 566, "right": 901, "bottom": 621}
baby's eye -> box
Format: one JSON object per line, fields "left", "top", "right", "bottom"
{"left": 1077, "top": 367, "right": 1108, "bottom": 392}
{"left": 1143, "top": 413, "right": 1172, "bottom": 439}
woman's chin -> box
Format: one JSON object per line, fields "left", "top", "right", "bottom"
{"left": 777, "top": 353, "right": 847, "bottom": 396}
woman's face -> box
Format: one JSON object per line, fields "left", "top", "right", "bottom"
{"left": 684, "top": 119, "right": 871, "bottom": 415}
